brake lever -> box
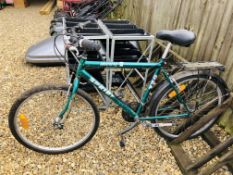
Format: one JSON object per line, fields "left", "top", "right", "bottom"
{"left": 69, "top": 46, "right": 79, "bottom": 53}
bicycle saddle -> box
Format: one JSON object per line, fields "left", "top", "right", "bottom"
{"left": 156, "top": 29, "right": 196, "bottom": 47}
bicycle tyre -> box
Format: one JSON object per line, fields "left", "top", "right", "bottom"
{"left": 9, "top": 85, "right": 99, "bottom": 154}
{"left": 149, "top": 71, "right": 228, "bottom": 141}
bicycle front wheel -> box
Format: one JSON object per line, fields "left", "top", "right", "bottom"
{"left": 9, "top": 85, "right": 99, "bottom": 154}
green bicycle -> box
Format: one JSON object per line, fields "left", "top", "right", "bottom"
{"left": 8, "top": 29, "right": 229, "bottom": 154}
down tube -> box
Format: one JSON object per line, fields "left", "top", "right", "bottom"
{"left": 80, "top": 70, "right": 138, "bottom": 118}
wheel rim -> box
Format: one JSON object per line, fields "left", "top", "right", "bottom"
{"left": 154, "top": 77, "right": 223, "bottom": 139}
{"left": 13, "top": 89, "right": 96, "bottom": 152}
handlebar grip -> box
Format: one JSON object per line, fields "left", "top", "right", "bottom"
{"left": 79, "top": 39, "right": 101, "bottom": 51}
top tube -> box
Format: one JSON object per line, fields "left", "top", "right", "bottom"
{"left": 83, "top": 60, "right": 164, "bottom": 69}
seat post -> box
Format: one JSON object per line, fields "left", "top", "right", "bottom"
{"left": 162, "top": 42, "right": 172, "bottom": 59}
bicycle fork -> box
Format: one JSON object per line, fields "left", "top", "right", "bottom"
{"left": 53, "top": 78, "right": 80, "bottom": 129}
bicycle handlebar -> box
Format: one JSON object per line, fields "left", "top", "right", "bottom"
{"left": 62, "top": 18, "right": 101, "bottom": 51}
{"left": 68, "top": 36, "right": 101, "bottom": 51}
{"left": 79, "top": 39, "right": 101, "bottom": 51}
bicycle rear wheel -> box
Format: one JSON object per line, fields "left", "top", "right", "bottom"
{"left": 8, "top": 85, "right": 99, "bottom": 154}
{"left": 149, "top": 72, "right": 228, "bottom": 141}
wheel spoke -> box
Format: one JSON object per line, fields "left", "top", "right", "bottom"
{"left": 9, "top": 86, "right": 99, "bottom": 154}
{"left": 152, "top": 75, "right": 225, "bottom": 140}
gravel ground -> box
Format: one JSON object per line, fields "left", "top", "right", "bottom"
{"left": 0, "top": 3, "right": 231, "bottom": 175}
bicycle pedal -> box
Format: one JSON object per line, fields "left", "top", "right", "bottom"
{"left": 119, "top": 140, "right": 125, "bottom": 148}
{"left": 53, "top": 122, "right": 64, "bottom": 129}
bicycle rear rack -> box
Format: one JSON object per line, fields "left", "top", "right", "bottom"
{"left": 181, "top": 61, "right": 225, "bottom": 72}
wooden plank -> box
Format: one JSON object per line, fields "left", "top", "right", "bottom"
{"left": 172, "top": 97, "right": 225, "bottom": 137}
{"left": 169, "top": 144, "right": 196, "bottom": 175}
{"left": 172, "top": 95, "right": 233, "bottom": 144}
{"left": 227, "top": 67, "right": 233, "bottom": 91}
{"left": 219, "top": 108, "right": 233, "bottom": 135}
{"left": 202, "top": 131, "right": 233, "bottom": 173}
{"left": 211, "top": 0, "right": 233, "bottom": 61}
{"left": 175, "top": 0, "right": 192, "bottom": 29}
{"left": 175, "top": 0, "right": 193, "bottom": 58}
{"left": 139, "top": 0, "right": 153, "bottom": 32}
{"left": 199, "top": 149, "right": 233, "bottom": 175}
{"left": 129, "top": 0, "right": 137, "bottom": 24}
{"left": 187, "top": 136, "right": 233, "bottom": 171}
{"left": 134, "top": 0, "right": 142, "bottom": 26}
{"left": 150, "top": 0, "right": 167, "bottom": 33}
{"left": 202, "top": 131, "right": 221, "bottom": 148}
{"left": 192, "top": 0, "right": 212, "bottom": 61}
{"left": 196, "top": 0, "right": 219, "bottom": 61}
{"left": 14, "top": 0, "right": 28, "bottom": 8}
{"left": 167, "top": 0, "right": 182, "bottom": 29}
{"left": 40, "top": 1, "right": 49, "bottom": 15}
{"left": 150, "top": 0, "right": 182, "bottom": 33}
{"left": 203, "top": 0, "right": 227, "bottom": 60}
{"left": 185, "top": 0, "right": 207, "bottom": 60}
{"left": 218, "top": 11, "right": 233, "bottom": 65}
{"left": 223, "top": 46, "right": 233, "bottom": 81}
{"left": 146, "top": 0, "right": 155, "bottom": 32}
{"left": 224, "top": 47, "right": 233, "bottom": 76}
{"left": 128, "top": 0, "right": 134, "bottom": 19}
{"left": 40, "top": 0, "right": 56, "bottom": 15}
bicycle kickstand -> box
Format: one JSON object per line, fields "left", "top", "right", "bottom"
{"left": 117, "top": 121, "right": 140, "bottom": 148}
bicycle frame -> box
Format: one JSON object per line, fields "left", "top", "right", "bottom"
{"left": 58, "top": 58, "right": 190, "bottom": 121}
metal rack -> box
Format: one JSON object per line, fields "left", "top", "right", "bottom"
{"left": 63, "top": 18, "right": 155, "bottom": 107}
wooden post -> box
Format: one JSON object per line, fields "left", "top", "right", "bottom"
{"left": 172, "top": 95, "right": 233, "bottom": 144}
{"left": 40, "top": 0, "right": 56, "bottom": 15}
{"left": 169, "top": 144, "right": 196, "bottom": 175}
{"left": 173, "top": 96, "right": 220, "bottom": 136}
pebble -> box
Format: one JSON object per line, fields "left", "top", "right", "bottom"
{"left": 0, "top": 3, "right": 231, "bottom": 175}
